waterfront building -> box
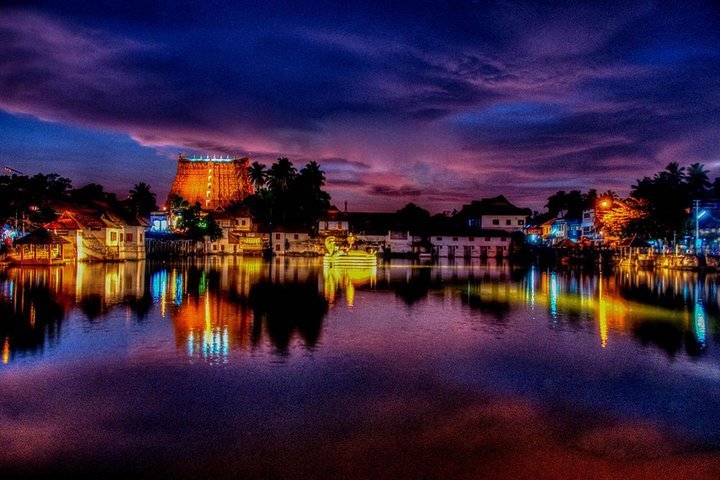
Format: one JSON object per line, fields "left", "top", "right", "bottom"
{"left": 45, "top": 210, "right": 147, "bottom": 261}
{"left": 10, "top": 228, "right": 69, "bottom": 266}
{"left": 317, "top": 209, "right": 350, "bottom": 234}
{"left": 206, "top": 206, "right": 267, "bottom": 255}
{"left": 425, "top": 230, "right": 511, "bottom": 258}
{"left": 166, "top": 154, "right": 253, "bottom": 210}
{"left": 457, "top": 195, "right": 531, "bottom": 233}
{"left": 270, "top": 228, "right": 314, "bottom": 255}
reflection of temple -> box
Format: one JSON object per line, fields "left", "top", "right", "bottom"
{"left": 154, "top": 257, "right": 328, "bottom": 359}
{"left": 172, "top": 290, "right": 253, "bottom": 363}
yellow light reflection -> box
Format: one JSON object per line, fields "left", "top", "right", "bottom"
{"left": 2, "top": 337, "right": 9, "bottom": 365}
{"left": 322, "top": 264, "right": 377, "bottom": 307}
{"left": 598, "top": 276, "right": 608, "bottom": 348}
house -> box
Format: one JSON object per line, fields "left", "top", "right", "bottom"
{"left": 424, "top": 229, "right": 512, "bottom": 258}
{"left": 45, "top": 209, "right": 147, "bottom": 261}
{"left": 206, "top": 206, "right": 267, "bottom": 255}
{"left": 457, "top": 196, "right": 531, "bottom": 233}
{"left": 317, "top": 209, "right": 350, "bottom": 234}
{"left": 270, "top": 228, "right": 314, "bottom": 255}
{"left": 580, "top": 209, "right": 598, "bottom": 239}
{"left": 10, "top": 228, "right": 69, "bottom": 266}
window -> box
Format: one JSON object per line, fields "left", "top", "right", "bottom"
{"left": 275, "top": 233, "right": 281, "bottom": 239}
{"left": 485, "top": 237, "right": 491, "bottom": 242}
{"left": 241, "top": 219, "right": 246, "bottom": 226}
{"left": 506, "top": 219, "right": 511, "bottom": 225}
{"left": 221, "top": 245, "right": 225, "bottom": 252}
{"left": 501, "top": 237, "right": 507, "bottom": 242}
{"left": 119, "top": 234, "right": 124, "bottom": 242}
{"left": 212, "top": 244, "right": 218, "bottom": 251}
{"left": 275, "top": 244, "right": 280, "bottom": 251}
{"left": 492, "top": 219, "right": 499, "bottom": 225}
{"left": 140, "top": 233, "right": 143, "bottom": 242}
{"left": 469, "top": 237, "right": 474, "bottom": 241}
{"left": 293, "top": 234, "right": 299, "bottom": 240}
{"left": 452, "top": 237, "right": 458, "bottom": 241}
{"left": 110, "top": 231, "right": 117, "bottom": 242}
{"left": 436, "top": 236, "right": 442, "bottom": 241}
{"left": 126, "top": 233, "right": 133, "bottom": 242}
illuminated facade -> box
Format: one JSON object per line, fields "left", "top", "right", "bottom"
{"left": 166, "top": 154, "right": 253, "bottom": 210}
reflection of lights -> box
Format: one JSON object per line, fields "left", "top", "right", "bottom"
{"left": 151, "top": 270, "right": 168, "bottom": 301}
{"left": 199, "top": 271, "right": 207, "bottom": 296}
{"left": 2, "top": 337, "right": 9, "bottom": 365}
{"left": 549, "top": 272, "right": 558, "bottom": 320}
{"left": 151, "top": 270, "right": 169, "bottom": 317}
{"left": 694, "top": 291, "right": 707, "bottom": 349}
{"left": 187, "top": 326, "right": 229, "bottom": 363}
{"left": 598, "top": 276, "right": 608, "bottom": 348}
{"left": 174, "top": 272, "right": 184, "bottom": 306}
{"left": 528, "top": 266, "right": 536, "bottom": 311}
{"left": 322, "top": 265, "right": 377, "bottom": 306}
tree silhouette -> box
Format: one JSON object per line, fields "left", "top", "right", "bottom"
{"left": 686, "top": 163, "right": 710, "bottom": 200}
{"left": 248, "top": 161, "right": 267, "bottom": 191}
{"left": 129, "top": 182, "right": 158, "bottom": 217}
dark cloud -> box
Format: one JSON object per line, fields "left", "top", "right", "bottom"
{"left": 1, "top": 0, "right": 719, "bottom": 211}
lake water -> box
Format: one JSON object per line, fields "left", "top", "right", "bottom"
{"left": 1, "top": 258, "right": 719, "bottom": 479}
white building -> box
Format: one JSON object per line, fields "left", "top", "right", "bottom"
{"left": 45, "top": 210, "right": 147, "bottom": 261}
{"left": 426, "top": 233, "right": 511, "bottom": 258}
{"left": 457, "top": 196, "right": 531, "bottom": 233}
{"left": 271, "top": 229, "right": 314, "bottom": 255}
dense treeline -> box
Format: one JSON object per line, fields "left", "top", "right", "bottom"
{"left": 542, "top": 162, "right": 716, "bottom": 240}
{"left": 0, "top": 173, "right": 158, "bottom": 224}
{"left": 243, "top": 158, "right": 331, "bottom": 228}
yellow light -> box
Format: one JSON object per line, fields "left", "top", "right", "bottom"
{"left": 2, "top": 337, "right": 9, "bottom": 365}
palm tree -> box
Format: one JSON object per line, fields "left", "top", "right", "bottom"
{"left": 248, "top": 161, "right": 267, "bottom": 191}
{"left": 686, "top": 162, "right": 710, "bottom": 199}
{"left": 657, "top": 162, "right": 685, "bottom": 186}
{"left": 299, "top": 161, "right": 326, "bottom": 189}
{"left": 267, "top": 157, "right": 297, "bottom": 192}
{"left": 129, "top": 182, "right": 158, "bottom": 216}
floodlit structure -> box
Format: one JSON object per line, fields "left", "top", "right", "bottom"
{"left": 166, "top": 154, "right": 253, "bottom": 210}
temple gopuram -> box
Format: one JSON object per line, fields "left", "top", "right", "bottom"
{"left": 166, "top": 154, "right": 253, "bottom": 210}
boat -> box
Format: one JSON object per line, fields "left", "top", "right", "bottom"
{"left": 323, "top": 234, "right": 377, "bottom": 268}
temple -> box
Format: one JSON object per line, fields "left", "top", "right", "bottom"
{"left": 166, "top": 154, "right": 253, "bottom": 210}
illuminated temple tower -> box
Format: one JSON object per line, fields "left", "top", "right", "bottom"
{"left": 166, "top": 154, "right": 253, "bottom": 210}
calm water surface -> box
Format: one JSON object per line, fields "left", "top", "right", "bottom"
{"left": 1, "top": 258, "right": 720, "bottom": 479}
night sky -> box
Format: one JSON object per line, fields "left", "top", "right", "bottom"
{"left": 1, "top": 1, "right": 719, "bottom": 212}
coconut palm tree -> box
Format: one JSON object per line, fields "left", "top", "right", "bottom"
{"left": 248, "top": 161, "right": 267, "bottom": 191}
{"left": 686, "top": 162, "right": 711, "bottom": 199}
{"left": 129, "top": 182, "right": 158, "bottom": 217}
{"left": 267, "top": 157, "right": 297, "bottom": 192}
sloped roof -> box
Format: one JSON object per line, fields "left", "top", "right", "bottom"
{"left": 15, "top": 228, "right": 70, "bottom": 245}
{"left": 458, "top": 195, "right": 532, "bottom": 218}
{"left": 45, "top": 211, "right": 83, "bottom": 230}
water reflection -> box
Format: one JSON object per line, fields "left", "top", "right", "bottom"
{"left": 0, "top": 260, "right": 718, "bottom": 364}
